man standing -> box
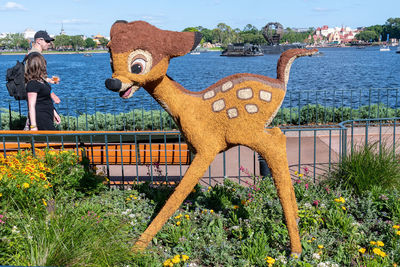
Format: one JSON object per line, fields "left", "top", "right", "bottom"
{"left": 28, "top": 30, "right": 60, "bottom": 103}
{"left": 24, "top": 30, "right": 61, "bottom": 130}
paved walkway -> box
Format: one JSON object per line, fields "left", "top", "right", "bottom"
{"left": 105, "top": 125, "right": 400, "bottom": 186}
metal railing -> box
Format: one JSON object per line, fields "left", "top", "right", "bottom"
{"left": 1, "top": 117, "right": 399, "bottom": 185}
{"left": 2, "top": 88, "right": 400, "bottom": 131}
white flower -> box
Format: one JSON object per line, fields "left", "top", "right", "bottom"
{"left": 304, "top": 203, "right": 312, "bottom": 209}
{"left": 126, "top": 209, "right": 132, "bottom": 213}
{"left": 317, "top": 263, "right": 328, "bottom": 267}
{"left": 129, "top": 214, "right": 135, "bottom": 218}
{"left": 330, "top": 264, "right": 339, "bottom": 267}
{"left": 277, "top": 255, "right": 287, "bottom": 264}
{"left": 121, "top": 211, "right": 128, "bottom": 215}
{"left": 320, "top": 203, "right": 326, "bottom": 208}
{"left": 12, "top": 226, "right": 20, "bottom": 234}
{"left": 312, "top": 253, "right": 321, "bottom": 260}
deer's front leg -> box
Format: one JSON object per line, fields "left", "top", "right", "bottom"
{"left": 133, "top": 151, "right": 217, "bottom": 251}
{"left": 254, "top": 128, "right": 302, "bottom": 255}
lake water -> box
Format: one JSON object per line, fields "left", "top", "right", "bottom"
{"left": 1, "top": 46, "right": 399, "bottom": 115}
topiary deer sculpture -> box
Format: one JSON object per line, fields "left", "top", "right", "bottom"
{"left": 105, "top": 20, "right": 317, "bottom": 255}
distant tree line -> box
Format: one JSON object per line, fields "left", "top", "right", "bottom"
{"left": 1, "top": 18, "right": 399, "bottom": 51}
{"left": 0, "top": 34, "right": 109, "bottom": 51}
{"left": 183, "top": 23, "right": 314, "bottom": 48}
{"left": 355, "top": 18, "right": 400, "bottom": 42}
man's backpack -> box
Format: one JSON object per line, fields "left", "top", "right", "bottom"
{"left": 5, "top": 52, "right": 39, "bottom": 101}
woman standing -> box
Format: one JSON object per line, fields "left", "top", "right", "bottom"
{"left": 25, "top": 52, "right": 60, "bottom": 131}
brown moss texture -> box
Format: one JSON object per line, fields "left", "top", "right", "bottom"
{"left": 107, "top": 20, "right": 318, "bottom": 255}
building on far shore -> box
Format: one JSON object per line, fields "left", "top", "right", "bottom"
{"left": 309, "top": 25, "right": 362, "bottom": 45}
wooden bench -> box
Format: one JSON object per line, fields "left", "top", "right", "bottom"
{"left": 0, "top": 130, "right": 191, "bottom": 167}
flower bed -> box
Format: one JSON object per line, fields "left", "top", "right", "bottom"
{"left": 0, "top": 150, "right": 399, "bottom": 266}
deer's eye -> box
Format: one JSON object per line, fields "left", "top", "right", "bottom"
{"left": 131, "top": 58, "right": 146, "bottom": 74}
{"left": 127, "top": 50, "right": 152, "bottom": 75}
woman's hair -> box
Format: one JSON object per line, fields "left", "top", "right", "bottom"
{"left": 24, "top": 52, "right": 47, "bottom": 82}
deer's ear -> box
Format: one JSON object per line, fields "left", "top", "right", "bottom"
{"left": 163, "top": 31, "right": 202, "bottom": 58}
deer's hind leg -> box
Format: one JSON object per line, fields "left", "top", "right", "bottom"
{"left": 250, "top": 127, "right": 301, "bottom": 255}
{"left": 133, "top": 149, "right": 218, "bottom": 251}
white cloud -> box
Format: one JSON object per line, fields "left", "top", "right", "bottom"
{"left": 0, "top": 1, "right": 26, "bottom": 11}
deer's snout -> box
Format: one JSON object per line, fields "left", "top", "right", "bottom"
{"left": 105, "top": 78, "right": 122, "bottom": 92}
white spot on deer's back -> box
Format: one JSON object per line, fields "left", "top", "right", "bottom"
{"left": 212, "top": 99, "right": 225, "bottom": 112}
{"left": 227, "top": 108, "right": 238, "bottom": 119}
{"left": 237, "top": 88, "right": 253, "bottom": 100}
{"left": 245, "top": 104, "right": 258, "bottom": 114}
{"left": 221, "top": 81, "right": 233, "bottom": 92}
{"left": 203, "top": 90, "right": 215, "bottom": 100}
{"left": 260, "top": 90, "right": 272, "bottom": 102}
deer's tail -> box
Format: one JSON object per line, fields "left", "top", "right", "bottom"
{"left": 276, "top": 48, "right": 318, "bottom": 90}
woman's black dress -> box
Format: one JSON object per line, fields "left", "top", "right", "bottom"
{"left": 26, "top": 80, "right": 56, "bottom": 130}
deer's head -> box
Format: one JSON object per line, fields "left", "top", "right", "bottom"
{"left": 105, "top": 20, "right": 202, "bottom": 98}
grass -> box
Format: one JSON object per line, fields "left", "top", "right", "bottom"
{"left": 1, "top": 147, "right": 400, "bottom": 266}
{"left": 324, "top": 140, "right": 400, "bottom": 195}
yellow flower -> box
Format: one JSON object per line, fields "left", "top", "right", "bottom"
{"left": 42, "top": 199, "right": 47, "bottom": 206}
{"left": 126, "top": 198, "right": 131, "bottom": 201}
{"left": 0, "top": 193, "right": 2, "bottom": 197}
{"left": 175, "top": 214, "right": 182, "bottom": 219}
{"left": 185, "top": 214, "right": 190, "bottom": 220}
{"left": 176, "top": 221, "right": 181, "bottom": 226}
{"left": 298, "top": 173, "right": 303, "bottom": 178}
{"left": 22, "top": 183, "right": 30, "bottom": 189}
{"left": 373, "top": 248, "right": 387, "bottom": 257}
{"left": 393, "top": 225, "right": 400, "bottom": 229}
{"left": 318, "top": 245, "right": 324, "bottom": 249}
{"left": 181, "top": 254, "right": 189, "bottom": 262}
{"left": 163, "top": 259, "right": 173, "bottom": 267}
{"left": 334, "top": 197, "right": 345, "bottom": 204}
{"left": 358, "top": 248, "right": 366, "bottom": 254}
{"left": 208, "top": 186, "right": 212, "bottom": 191}
{"left": 370, "top": 241, "right": 377, "bottom": 245}
{"left": 342, "top": 206, "right": 346, "bottom": 211}
{"left": 210, "top": 209, "right": 214, "bottom": 213}
{"left": 233, "top": 205, "right": 239, "bottom": 210}
{"left": 133, "top": 196, "right": 137, "bottom": 200}
{"left": 172, "top": 255, "right": 180, "bottom": 264}
{"left": 266, "top": 256, "right": 275, "bottom": 265}
{"left": 396, "top": 231, "right": 400, "bottom": 236}
{"left": 294, "top": 171, "right": 298, "bottom": 175}
{"left": 376, "top": 241, "right": 384, "bottom": 247}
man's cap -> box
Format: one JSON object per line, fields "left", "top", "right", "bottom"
{"left": 34, "top": 30, "right": 55, "bottom": 42}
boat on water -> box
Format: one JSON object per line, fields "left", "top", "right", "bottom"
{"left": 83, "top": 53, "right": 93, "bottom": 57}
{"left": 379, "top": 45, "right": 391, "bottom": 52}
{"left": 221, "top": 43, "right": 264, "bottom": 57}
{"left": 190, "top": 51, "right": 200, "bottom": 55}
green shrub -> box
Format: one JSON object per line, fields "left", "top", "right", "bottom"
{"left": 323, "top": 141, "right": 400, "bottom": 195}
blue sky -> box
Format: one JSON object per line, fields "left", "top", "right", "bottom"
{"left": 0, "top": 0, "right": 399, "bottom": 37}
